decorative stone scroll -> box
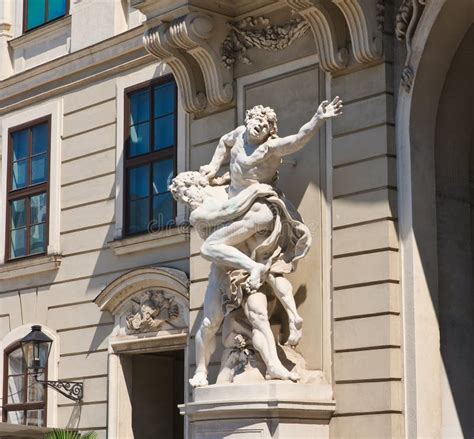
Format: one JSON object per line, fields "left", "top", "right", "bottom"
{"left": 221, "top": 16, "right": 310, "bottom": 70}
{"left": 285, "top": 0, "right": 348, "bottom": 72}
{"left": 143, "top": 24, "right": 207, "bottom": 114}
{"left": 331, "top": 0, "right": 383, "bottom": 63}
{"left": 138, "top": 0, "right": 385, "bottom": 114}
{"left": 396, "top": 0, "right": 427, "bottom": 92}
{"left": 376, "top": 0, "right": 385, "bottom": 31}
{"left": 143, "top": 12, "right": 233, "bottom": 114}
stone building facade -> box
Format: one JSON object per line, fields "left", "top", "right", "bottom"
{"left": 0, "top": 0, "right": 472, "bottom": 438}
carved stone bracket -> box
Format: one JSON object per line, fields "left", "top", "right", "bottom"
{"left": 143, "top": 12, "right": 233, "bottom": 115}
{"left": 170, "top": 13, "right": 234, "bottom": 107}
{"left": 137, "top": 1, "right": 385, "bottom": 113}
{"left": 401, "top": 65, "right": 414, "bottom": 93}
{"left": 286, "top": 0, "right": 348, "bottom": 72}
{"left": 144, "top": 24, "right": 206, "bottom": 114}
{"left": 331, "top": 0, "right": 383, "bottom": 63}
{"left": 376, "top": 0, "right": 385, "bottom": 31}
{"left": 396, "top": 0, "right": 427, "bottom": 92}
{"left": 396, "top": 0, "right": 426, "bottom": 51}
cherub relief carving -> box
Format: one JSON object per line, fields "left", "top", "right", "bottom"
{"left": 125, "top": 290, "right": 180, "bottom": 333}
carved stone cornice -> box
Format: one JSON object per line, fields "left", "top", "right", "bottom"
{"left": 137, "top": 0, "right": 385, "bottom": 113}
{"left": 286, "top": 0, "right": 348, "bottom": 72}
{"left": 143, "top": 12, "right": 233, "bottom": 115}
{"left": 331, "top": 0, "right": 382, "bottom": 63}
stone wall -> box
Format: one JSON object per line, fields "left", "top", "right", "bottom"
{"left": 330, "top": 60, "right": 403, "bottom": 437}
{"left": 0, "top": 59, "right": 190, "bottom": 437}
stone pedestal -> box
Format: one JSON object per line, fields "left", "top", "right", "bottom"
{"left": 180, "top": 381, "right": 335, "bottom": 438}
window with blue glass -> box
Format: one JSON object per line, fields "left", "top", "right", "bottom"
{"left": 124, "top": 77, "right": 177, "bottom": 235}
{"left": 7, "top": 118, "right": 49, "bottom": 260}
{"left": 24, "top": 0, "right": 68, "bottom": 32}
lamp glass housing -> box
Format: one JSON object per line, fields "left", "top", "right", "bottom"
{"left": 20, "top": 325, "right": 52, "bottom": 375}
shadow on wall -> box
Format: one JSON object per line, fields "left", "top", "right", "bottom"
{"left": 65, "top": 401, "right": 82, "bottom": 429}
{"left": 434, "top": 24, "right": 474, "bottom": 439}
{"left": 409, "top": 8, "right": 474, "bottom": 437}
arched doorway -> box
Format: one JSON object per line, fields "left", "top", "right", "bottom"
{"left": 434, "top": 25, "right": 474, "bottom": 438}
{"left": 397, "top": 1, "right": 474, "bottom": 437}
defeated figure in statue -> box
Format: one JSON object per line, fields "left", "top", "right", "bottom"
{"left": 171, "top": 97, "right": 343, "bottom": 387}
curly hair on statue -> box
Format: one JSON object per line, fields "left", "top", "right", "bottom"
{"left": 169, "top": 171, "right": 209, "bottom": 207}
{"left": 244, "top": 105, "right": 278, "bottom": 136}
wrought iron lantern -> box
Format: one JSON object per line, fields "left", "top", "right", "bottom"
{"left": 20, "top": 325, "right": 83, "bottom": 402}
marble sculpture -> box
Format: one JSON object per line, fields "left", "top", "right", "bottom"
{"left": 170, "top": 97, "right": 343, "bottom": 387}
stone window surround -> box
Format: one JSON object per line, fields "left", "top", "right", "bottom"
{"left": 123, "top": 75, "right": 178, "bottom": 236}
{"left": 6, "top": 116, "right": 51, "bottom": 261}
{"left": 8, "top": 14, "right": 71, "bottom": 75}
{"left": 0, "top": 99, "right": 62, "bottom": 271}
{"left": 0, "top": 324, "right": 60, "bottom": 429}
{"left": 112, "top": 63, "right": 188, "bottom": 254}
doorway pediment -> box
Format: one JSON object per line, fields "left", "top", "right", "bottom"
{"left": 94, "top": 267, "right": 190, "bottom": 338}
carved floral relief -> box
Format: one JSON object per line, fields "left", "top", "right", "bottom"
{"left": 221, "top": 16, "right": 310, "bottom": 70}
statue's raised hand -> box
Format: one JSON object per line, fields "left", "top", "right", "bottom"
{"left": 316, "top": 96, "right": 343, "bottom": 119}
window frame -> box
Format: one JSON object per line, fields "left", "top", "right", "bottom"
{"left": 2, "top": 341, "right": 48, "bottom": 426}
{"left": 5, "top": 116, "right": 51, "bottom": 262}
{"left": 22, "top": 0, "right": 70, "bottom": 34}
{"left": 123, "top": 75, "right": 178, "bottom": 238}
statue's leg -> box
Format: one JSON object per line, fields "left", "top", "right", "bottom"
{"left": 267, "top": 274, "right": 303, "bottom": 346}
{"left": 200, "top": 201, "right": 273, "bottom": 290}
{"left": 189, "top": 263, "right": 225, "bottom": 388}
{"left": 243, "top": 292, "right": 300, "bottom": 382}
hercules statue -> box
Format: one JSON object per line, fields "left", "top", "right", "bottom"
{"left": 170, "top": 97, "right": 343, "bottom": 387}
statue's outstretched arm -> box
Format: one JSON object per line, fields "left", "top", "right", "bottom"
{"left": 200, "top": 126, "right": 245, "bottom": 179}
{"left": 269, "top": 97, "right": 342, "bottom": 157}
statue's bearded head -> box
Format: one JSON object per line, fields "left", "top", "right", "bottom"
{"left": 244, "top": 105, "right": 278, "bottom": 143}
{"left": 169, "top": 171, "right": 209, "bottom": 210}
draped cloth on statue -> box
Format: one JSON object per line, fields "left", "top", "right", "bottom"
{"left": 222, "top": 187, "right": 312, "bottom": 314}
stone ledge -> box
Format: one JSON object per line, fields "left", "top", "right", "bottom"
{"left": 109, "top": 331, "right": 188, "bottom": 354}
{"left": 109, "top": 227, "right": 189, "bottom": 255}
{"left": 8, "top": 15, "right": 71, "bottom": 49}
{"left": 0, "top": 422, "right": 51, "bottom": 438}
{"left": 0, "top": 254, "right": 62, "bottom": 280}
{"left": 181, "top": 382, "right": 336, "bottom": 422}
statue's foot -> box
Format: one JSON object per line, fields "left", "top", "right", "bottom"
{"left": 247, "top": 263, "right": 269, "bottom": 292}
{"left": 189, "top": 371, "right": 209, "bottom": 388}
{"left": 266, "top": 364, "right": 300, "bottom": 382}
{"left": 286, "top": 316, "right": 303, "bottom": 347}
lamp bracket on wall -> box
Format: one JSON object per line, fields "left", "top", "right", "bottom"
{"left": 35, "top": 376, "right": 84, "bottom": 402}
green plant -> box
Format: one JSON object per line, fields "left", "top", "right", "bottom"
{"left": 44, "top": 429, "right": 98, "bottom": 439}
